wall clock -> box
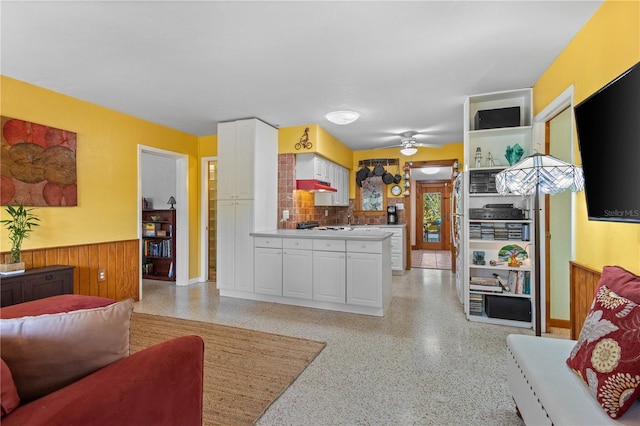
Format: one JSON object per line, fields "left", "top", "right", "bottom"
{"left": 391, "top": 185, "right": 402, "bottom": 196}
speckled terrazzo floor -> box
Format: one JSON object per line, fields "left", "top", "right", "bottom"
{"left": 135, "top": 268, "right": 559, "bottom": 425}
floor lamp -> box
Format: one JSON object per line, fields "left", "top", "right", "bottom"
{"left": 496, "top": 153, "right": 584, "bottom": 336}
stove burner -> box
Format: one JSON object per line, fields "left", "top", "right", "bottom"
{"left": 296, "top": 221, "right": 320, "bottom": 229}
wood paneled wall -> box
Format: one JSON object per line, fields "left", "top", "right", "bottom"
{"left": 569, "top": 261, "right": 602, "bottom": 340}
{"left": 1, "top": 240, "right": 140, "bottom": 302}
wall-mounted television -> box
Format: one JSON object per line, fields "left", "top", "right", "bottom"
{"left": 574, "top": 61, "right": 640, "bottom": 223}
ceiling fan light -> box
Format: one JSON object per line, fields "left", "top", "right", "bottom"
{"left": 325, "top": 110, "right": 360, "bottom": 125}
{"left": 400, "top": 146, "right": 418, "bottom": 156}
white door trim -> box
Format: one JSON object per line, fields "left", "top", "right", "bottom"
{"left": 138, "top": 145, "right": 190, "bottom": 293}
{"left": 532, "top": 84, "right": 577, "bottom": 331}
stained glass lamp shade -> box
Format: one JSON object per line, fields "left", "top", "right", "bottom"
{"left": 496, "top": 153, "right": 584, "bottom": 196}
{"left": 496, "top": 153, "right": 584, "bottom": 336}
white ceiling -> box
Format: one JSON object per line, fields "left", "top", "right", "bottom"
{"left": 1, "top": 1, "right": 603, "bottom": 151}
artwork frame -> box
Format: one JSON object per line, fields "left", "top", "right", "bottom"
{"left": 1, "top": 116, "right": 77, "bottom": 206}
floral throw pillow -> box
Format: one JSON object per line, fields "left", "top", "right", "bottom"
{"left": 566, "top": 284, "right": 640, "bottom": 419}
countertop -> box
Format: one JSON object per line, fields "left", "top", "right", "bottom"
{"left": 250, "top": 228, "right": 394, "bottom": 241}
{"left": 350, "top": 224, "right": 406, "bottom": 228}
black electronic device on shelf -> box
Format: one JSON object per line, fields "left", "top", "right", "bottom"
{"left": 469, "top": 204, "right": 525, "bottom": 220}
{"left": 469, "top": 169, "right": 501, "bottom": 193}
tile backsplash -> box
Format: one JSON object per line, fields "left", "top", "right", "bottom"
{"left": 278, "top": 154, "right": 405, "bottom": 229}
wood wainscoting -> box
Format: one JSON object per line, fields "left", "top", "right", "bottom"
{"left": 569, "top": 261, "right": 602, "bottom": 340}
{"left": 1, "top": 240, "right": 140, "bottom": 302}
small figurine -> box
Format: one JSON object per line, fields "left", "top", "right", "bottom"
{"left": 505, "top": 143, "right": 524, "bottom": 165}
{"left": 486, "top": 152, "right": 495, "bottom": 167}
{"left": 474, "top": 147, "right": 482, "bottom": 168}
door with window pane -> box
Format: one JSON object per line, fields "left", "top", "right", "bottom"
{"left": 416, "top": 182, "right": 450, "bottom": 250}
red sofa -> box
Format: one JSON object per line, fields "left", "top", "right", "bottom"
{"left": 0, "top": 295, "right": 204, "bottom": 425}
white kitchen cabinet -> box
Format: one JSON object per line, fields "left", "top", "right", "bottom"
{"left": 254, "top": 244, "right": 283, "bottom": 296}
{"left": 217, "top": 118, "right": 277, "bottom": 292}
{"left": 283, "top": 238, "right": 313, "bottom": 299}
{"left": 313, "top": 250, "right": 346, "bottom": 303}
{"left": 346, "top": 240, "right": 385, "bottom": 307}
{"left": 216, "top": 200, "right": 236, "bottom": 290}
{"left": 296, "top": 153, "right": 330, "bottom": 182}
{"left": 297, "top": 153, "right": 349, "bottom": 207}
{"left": 379, "top": 226, "right": 405, "bottom": 273}
{"left": 346, "top": 252, "right": 382, "bottom": 307}
{"left": 314, "top": 163, "right": 349, "bottom": 207}
{"left": 217, "top": 199, "right": 255, "bottom": 291}
{"left": 283, "top": 253, "right": 313, "bottom": 300}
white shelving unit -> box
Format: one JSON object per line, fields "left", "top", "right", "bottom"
{"left": 462, "top": 88, "right": 536, "bottom": 329}
{"left": 463, "top": 88, "right": 533, "bottom": 169}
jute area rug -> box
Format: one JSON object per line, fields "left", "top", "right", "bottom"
{"left": 130, "top": 312, "right": 326, "bottom": 425}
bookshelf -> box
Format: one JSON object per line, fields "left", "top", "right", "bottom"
{"left": 462, "top": 88, "right": 536, "bottom": 329}
{"left": 142, "top": 209, "right": 176, "bottom": 281}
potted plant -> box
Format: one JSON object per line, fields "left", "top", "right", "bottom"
{"left": 1, "top": 201, "right": 40, "bottom": 274}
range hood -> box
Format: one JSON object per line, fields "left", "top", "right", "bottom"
{"left": 296, "top": 179, "right": 337, "bottom": 192}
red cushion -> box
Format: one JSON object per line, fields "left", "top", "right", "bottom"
{"left": 1, "top": 358, "right": 20, "bottom": 417}
{"left": 566, "top": 284, "right": 640, "bottom": 419}
{"left": 599, "top": 266, "right": 640, "bottom": 304}
{"left": 0, "top": 295, "right": 116, "bottom": 319}
{"left": 2, "top": 336, "right": 204, "bottom": 426}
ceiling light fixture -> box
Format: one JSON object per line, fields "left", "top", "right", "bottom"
{"left": 400, "top": 146, "right": 418, "bottom": 156}
{"left": 421, "top": 167, "right": 439, "bottom": 175}
{"left": 325, "top": 110, "right": 360, "bottom": 125}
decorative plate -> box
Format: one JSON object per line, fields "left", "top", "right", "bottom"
{"left": 391, "top": 185, "right": 402, "bottom": 196}
{"left": 498, "top": 244, "right": 528, "bottom": 263}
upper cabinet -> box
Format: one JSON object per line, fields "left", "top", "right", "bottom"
{"left": 296, "top": 153, "right": 349, "bottom": 207}
{"left": 296, "top": 153, "right": 330, "bottom": 182}
{"left": 218, "top": 119, "right": 278, "bottom": 202}
{"left": 463, "top": 88, "right": 533, "bottom": 170}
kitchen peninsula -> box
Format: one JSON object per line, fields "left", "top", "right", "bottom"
{"left": 220, "top": 229, "right": 393, "bottom": 316}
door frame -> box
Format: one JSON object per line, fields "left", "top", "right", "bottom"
{"left": 408, "top": 159, "right": 456, "bottom": 251}
{"left": 138, "top": 145, "right": 190, "bottom": 294}
{"left": 532, "top": 84, "right": 578, "bottom": 332}
{"left": 200, "top": 156, "right": 217, "bottom": 281}
{"left": 415, "top": 181, "right": 451, "bottom": 250}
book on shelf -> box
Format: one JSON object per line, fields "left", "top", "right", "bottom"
{"left": 508, "top": 270, "right": 531, "bottom": 294}
{"left": 470, "top": 276, "right": 499, "bottom": 284}
{"left": 469, "top": 276, "right": 502, "bottom": 293}
{"left": 143, "top": 222, "right": 158, "bottom": 237}
{"left": 469, "top": 293, "right": 484, "bottom": 315}
{"left": 470, "top": 283, "right": 503, "bottom": 293}
{"left": 143, "top": 240, "right": 172, "bottom": 258}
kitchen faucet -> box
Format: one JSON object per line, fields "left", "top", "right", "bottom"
{"left": 347, "top": 214, "right": 351, "bottom": 225}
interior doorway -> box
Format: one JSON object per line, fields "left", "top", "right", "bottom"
{"left": 415, "top": 182, "right": 451, "bottom": 251}
{"left": 545, "top": 107, "right": 573, "bottom": 329}
{"left": 532, "top": 84, "right": 577, "bottom": 333}
{"left": 138, "top": 145, "right": 189, "bottom": 295}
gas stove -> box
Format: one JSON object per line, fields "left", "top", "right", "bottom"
{"left": 296, "top": 221, "right": 320, "bottom": 229}
{"left": 296, "top": 222, "right": 352, "bottom": 231}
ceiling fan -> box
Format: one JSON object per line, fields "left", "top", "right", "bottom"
{"left": 376, "top": 131, "right": 443, "bottom": 156}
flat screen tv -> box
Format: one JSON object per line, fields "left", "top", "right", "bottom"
{"left": 574, "top": 61, "right": 640, "bottom": 223}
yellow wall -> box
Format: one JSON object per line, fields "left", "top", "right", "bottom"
{"left": 533, "top": 0, "right": 640, "bottom": 274}
{"left": 199, "top": 134, "right": 217, "bottom": 157}
{"left": 0, "top": 76, "right": 202, "bottom": 278}
{"left": 278, "top": 124, "right": 353, "bottom": 168}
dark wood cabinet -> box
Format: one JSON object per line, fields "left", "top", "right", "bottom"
{"left": 142, "top": 209, "right": 176, "bottom": 281}
{"left": 0, "top": 265, "right": 74, "bottom": 307}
